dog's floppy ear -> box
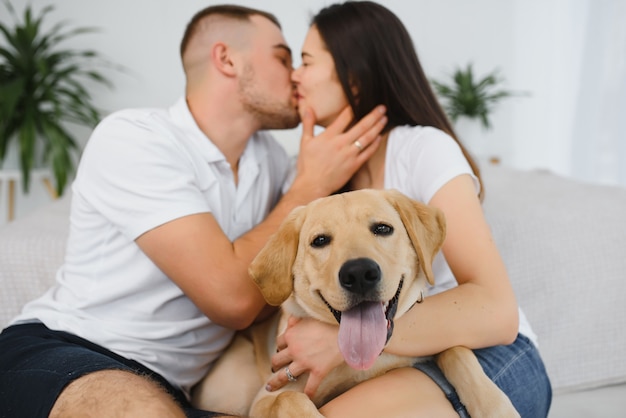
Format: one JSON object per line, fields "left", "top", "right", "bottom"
{"left": 385, "top": 189, "right": 446, "bottom": 285}
{"left": 248, "top": 205, "right": 306, "bottom": 306}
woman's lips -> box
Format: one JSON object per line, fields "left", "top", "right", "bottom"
{"left": 291, "top": 92, "right": 301, "bottom": 106}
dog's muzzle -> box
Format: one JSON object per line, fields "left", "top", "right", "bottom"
{"left": 319, "top": 257, "right": 404, "bottom": 370}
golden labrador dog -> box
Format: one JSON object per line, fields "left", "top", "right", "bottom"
{"left": 192, "top": 189, "right": 519, "bottom": 418}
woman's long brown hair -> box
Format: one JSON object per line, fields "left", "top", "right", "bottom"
{"left": 312, "top": 1, "right": 484, "bottom": 199}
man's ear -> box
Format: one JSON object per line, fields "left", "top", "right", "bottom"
{"left": 212, "top": 42, "right": 237, "bottom": 77}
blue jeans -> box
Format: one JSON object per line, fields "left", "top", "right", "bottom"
{"left": 414, "top": 334, "right": 552, "bottom": 418}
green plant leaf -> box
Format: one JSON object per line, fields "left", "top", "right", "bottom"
{"left": 431, "top": 63, "right": 525, "bottom": 130}
{"left": 18, "top": 109, "right": 36, "bottom": 192}
{"left": 0, "top": 0, "right": 119, "bottom": 194}
{"left": 41, "top": 118, "right": 76, "bottom": 195}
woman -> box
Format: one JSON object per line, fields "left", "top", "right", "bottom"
{"left": 267, "top": 2, "right": 552, "bottom": 417}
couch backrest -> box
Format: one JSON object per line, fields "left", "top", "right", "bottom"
{"left": 482, "top": 165, "right": 626, "bottom": 394}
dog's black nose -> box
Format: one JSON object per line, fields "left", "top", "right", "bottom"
{"left": 339, "top": 258, "right": 381, "bottom": 295}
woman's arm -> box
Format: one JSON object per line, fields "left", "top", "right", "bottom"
{"left": 385, "top": 174, "right": 518, "bottom": 355}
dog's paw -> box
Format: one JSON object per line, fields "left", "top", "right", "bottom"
{"left": 465, "top": 393, "right": 520, "bottom": 418}
{"left": 491, "top": 399, "right": 521, "bottom": 418}
{"left": 252, "top": 391, "right": 323, "bottom": 418}
{"left": 485, "top": 404, "right": 520, "bottom": 418}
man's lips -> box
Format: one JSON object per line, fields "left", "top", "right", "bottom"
{"left": 290, "top": 93, "right": 300, "bottom": 107}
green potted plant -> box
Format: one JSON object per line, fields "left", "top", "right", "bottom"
{"left": 431, "top": 63, "right": 519, "bottom": 130}
{"left": 0, "top": 0, "right": 115, "bottom": 195}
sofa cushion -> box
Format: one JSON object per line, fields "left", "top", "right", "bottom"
{"left": 481, "top": 164, "right": 626, "bottom": 394}
{"left": 549, "top": 383, "right": 626, "bottom": 418}
{"left": 0, "top": 194, "right": 70, "bottom": 329}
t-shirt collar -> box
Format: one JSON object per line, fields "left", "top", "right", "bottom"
{"left": 168, "top": 97, "right": 265, "bottom": 166}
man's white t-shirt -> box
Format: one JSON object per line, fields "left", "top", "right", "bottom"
{"left": 385, "top": 125, "right": 537, "bottom": 345}
{"left": 12, "top": 98, "right": 291, "bottom": 395}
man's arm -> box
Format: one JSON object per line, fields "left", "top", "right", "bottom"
{"left": 136, "top": 106, "right": 387, "bottom": 329}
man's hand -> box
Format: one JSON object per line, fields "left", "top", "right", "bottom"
{"left": 291, "top": 105, "right": 387, "bottom": 198}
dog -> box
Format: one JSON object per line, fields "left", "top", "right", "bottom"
{"left": 192, "top": 189, "right": 519, "bottom": 417}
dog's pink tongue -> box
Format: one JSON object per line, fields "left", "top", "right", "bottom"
{"left": 338, "top": 301, "right": 386, "bottom": 370}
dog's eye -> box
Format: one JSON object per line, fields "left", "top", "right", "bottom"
{"left": 371, "top": 223, "right": 394, "bottom": 236}
{"left": 311, "top": 234, "right": 332, "bottom": 248}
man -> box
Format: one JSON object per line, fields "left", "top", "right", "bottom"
{"left": 0, "top": 5, "right": 386, "bottom": 417}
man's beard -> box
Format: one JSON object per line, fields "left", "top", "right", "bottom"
{"left": 239, "top": 65, "right": 300, "bottom": 130}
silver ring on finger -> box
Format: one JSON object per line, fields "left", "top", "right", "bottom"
{"left": 353, "top": 140, "right": 364, "bottom": 151}
{"left": 285, "top": 366, "right": 298, "bottom": 383}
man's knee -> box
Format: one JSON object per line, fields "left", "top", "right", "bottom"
{"left": 50, "top": 369, "right": 186, "bottom": 418}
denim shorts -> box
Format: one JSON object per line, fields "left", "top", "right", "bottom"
{"left": 414, "top": 333, "right": 552, "bottom": 418}
{"left": 0, "top": 323, "right": 222, "bottom": 418}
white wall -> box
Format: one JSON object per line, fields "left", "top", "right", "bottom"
{"left": 1, "top": 0, "right": 623, "bottom": 224}
{"left": 0, "top": 0, "right": 524, "bottom": 157}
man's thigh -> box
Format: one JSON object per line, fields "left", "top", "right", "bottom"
{"left": 50, "top": 369, "right": 187, "bottom": 418}
{"left": 0, "top": 322, "right": 181, "bottom": 418}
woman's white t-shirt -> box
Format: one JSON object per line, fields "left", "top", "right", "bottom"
{"left": 385, "top": 125, "right": 537, "bottom": 345}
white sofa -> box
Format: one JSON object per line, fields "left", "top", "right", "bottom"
{"left": 1, "top": 164, "right": 625, "bottom": 417}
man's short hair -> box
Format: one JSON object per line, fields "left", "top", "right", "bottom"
{"left": 180, "top": 5, "right": 281, "bottom": 58}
